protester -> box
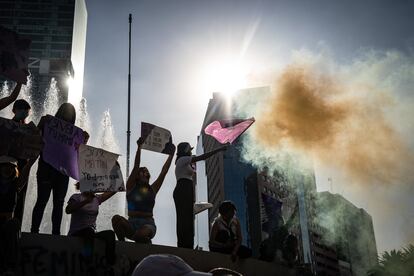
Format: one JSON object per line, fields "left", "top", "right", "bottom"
{"left": 31, "top": 103, "right": 89, "bottom": 235}
{"left": 112, "top": 137, "right": 175, "bottom": 243}
{"left": 0, "top": 82, "right": 22, "bottom": 111}
{"left": 11, "top": 99, "right": 31, "bottom": 226}
{"left": 131, "top": 254, "right": 212, "bottom": 276}
{"left": 174, "top": 142, "right": 226, "bottom": 249}
{"left": 0, "top": 155, "right": 36, "bottom": 274}
{"left": 66, "top": 181, "right": 118, "bottom": 265}
{"left": 209, "top": 201, "right": 252, "bottom": 261}
{"left": 131, "top": 254, "right": 244, "bottom": 276}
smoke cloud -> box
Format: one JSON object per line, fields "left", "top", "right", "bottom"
{"left": 237, "top": 49, "right": 414, "bottom": 252}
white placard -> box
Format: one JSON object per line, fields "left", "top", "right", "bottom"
{"left": 78, "top": 144, "right": 125, "bottom": 192}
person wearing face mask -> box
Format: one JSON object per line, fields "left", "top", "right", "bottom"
{"left": 0, "top": 156, "right": 36, "bottom": 274}
{"left": 112, "top": 137, "right": 176, "bottom": 243}
{"left": 10, "top": 99, "right": 31, "bottom": 226}
{"left": 31, "top": 103, "right": 89, "bottom": 235}
{"left": 174, "top": 142, "right": 227, "bottom": 249}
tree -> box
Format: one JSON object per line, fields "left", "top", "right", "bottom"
{"left": 368, "top": 244, "right": 414, "bottom": 276}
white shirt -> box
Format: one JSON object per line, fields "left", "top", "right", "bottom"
{"left": 175, "top": 156, "right": 195, "bottom": 181}
{"left": 68, "top": 193, "right": 100, "bottom": 235}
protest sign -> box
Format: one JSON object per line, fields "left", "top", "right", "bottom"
{"left": 141, "top": 122, "right": 173, "bottom": 154}
{"left": 78, "top": 144, "right": 125, "bottom": 192}
{"left": 204, "top": 118, "right": 255, "bottom": 144}
{"left": 0, "top": 26, "right": 31, "bottom": 84}
{"left": 0, "top": 118, "right": 43, "bottom": 159}
{"left": 42, "top": 115, "right": 84, "bottom": 180}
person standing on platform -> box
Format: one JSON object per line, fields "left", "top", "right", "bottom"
{"left": 174, "top": 142, "right": 226, "bottom": 249}
{"left": 31, "top": 103, "right": 89, "bottom": 235}
{"left": 10, "top": 99, "right": 31, "bottom": 227}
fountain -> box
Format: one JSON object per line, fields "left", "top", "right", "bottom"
{"left": 94, "top": 110, "right": 125, "bottom": 231}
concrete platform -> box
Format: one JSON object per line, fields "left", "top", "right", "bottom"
{"left": 19, "top": 233, "right": 296, "bottom": 276}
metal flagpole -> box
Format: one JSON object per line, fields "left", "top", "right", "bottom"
{"left": 126, "top": 14, "right": 132, "bottom": 179}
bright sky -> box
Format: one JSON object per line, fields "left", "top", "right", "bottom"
{"left": 82, "top": 0, "right": 414, "bottom": 253}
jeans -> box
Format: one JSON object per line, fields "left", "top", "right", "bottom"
{"left": 173, "top": 178, "right": 194, "bottom": 249}
{"left": 71, "top": 228, "right": 116, "bottom": 265}
{"left": 31, "top": 159, "right": 69, "bottom": 235}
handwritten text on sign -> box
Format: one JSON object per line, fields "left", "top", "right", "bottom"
{"left": 79, "top": 144, "right": 125, "bottom": 192}
{"left": 141, "top": 122, "right": 172, "bottom": 154}
{"left": 42, "top": 115, "right": 84, "bottom": 180}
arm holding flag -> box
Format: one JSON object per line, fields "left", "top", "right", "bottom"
{"left": 192, "top": 145, "right": 227, "bottom": 163}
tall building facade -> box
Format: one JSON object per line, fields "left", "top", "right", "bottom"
{"left": 316, "top": 192, "right": 378, "bottom": 276}
{"left": 0, "top": 0, "right": 87, "bottom": 113}
{"left": 199, "top": 89, "right": 310, "bottom": 259}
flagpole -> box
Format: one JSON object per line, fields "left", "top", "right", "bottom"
{"left": 126, "top": 14, "right": 132, "bottom": 179}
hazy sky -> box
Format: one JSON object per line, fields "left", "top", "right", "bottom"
{"left": 82, "top": 0, "right": 414, "bottom": 253}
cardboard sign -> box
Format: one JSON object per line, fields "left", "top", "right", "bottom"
{"left": 42, "top": 115, "right": 84, "bottom": 180}
{"left": 141, "top": 122, "right": 173, "bottom": 154}
{"left": 78, "top": 144, "right": 125, "bottom": 192}
{"left": 0, "top": 118, "right": 43, "bottom": 159}
{"left": 0, "top": 26, "right": 31, "bottom": 84}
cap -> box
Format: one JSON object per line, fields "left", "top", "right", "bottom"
{"left": 132, "top": 254, "right": 212, "bottom": 276}
{"left": 177, "top": 142, "right": 193, "bottom": 155}
{"left": 0, "top": 156, "right": 18, "bottom": 167}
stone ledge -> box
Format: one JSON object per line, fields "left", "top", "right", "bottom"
{"left": 19, "top": 233, "right": 295, "bottom": 276}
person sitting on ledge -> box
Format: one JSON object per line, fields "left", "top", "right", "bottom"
{"left": 209, "top": 201, "right": 252, "bottom": 262}
{"left": 66, "top": 181, "right": 118, "bottom": 265}
{"left": 112, "top": 137, "right": 175, "bottom": 243}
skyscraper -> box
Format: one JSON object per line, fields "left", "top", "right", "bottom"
{"left": 198, "top": 89, "right": 308, "bottom": 258}
{"left": 0, "top": 0, "right": 87, "bottom": 113}
{"left": 316, "top": 192, "right": 378, "bottom": 276}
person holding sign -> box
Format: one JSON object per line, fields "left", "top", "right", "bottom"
{"left": 112, "top": 137, "right": 176, "bottom": 243}
{"left": 31, "top": 103, "right": 89, "bottom": 235}
{"left": 65, "top": 182, "right": 118, "bottom": 266}
{"left": 174, "top": 142, "right": 227, "bottom": 249}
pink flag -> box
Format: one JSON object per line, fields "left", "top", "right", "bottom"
{"left": 204, "top": 118, "right": 255, "bottom": 144}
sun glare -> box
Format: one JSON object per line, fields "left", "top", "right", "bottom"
{"left": 200, "top": 59, "right": 248, "bottom": 99}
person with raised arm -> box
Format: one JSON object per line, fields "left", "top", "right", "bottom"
{"left": 0, "top": 83, "right": 22, "bottom": 111}
{"left": 174, "top": 142, "right": 227, "bottom": 249}
{"left": 112, "top": 137, "right": 175, "bottom": 243}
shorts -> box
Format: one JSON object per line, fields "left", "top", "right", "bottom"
{"left": 128, "top": 217, "right": 157, "bottom": 239}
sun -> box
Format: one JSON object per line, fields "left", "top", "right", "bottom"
{"left": 199, "top": 58, "right": 249, "bottom": 99}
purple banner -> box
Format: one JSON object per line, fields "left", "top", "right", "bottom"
{"left": 42, "top": 115, "right": 84, "bottom": 180}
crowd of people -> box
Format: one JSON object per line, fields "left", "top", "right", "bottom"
{"left": 0, "top": 82, "right": 254, "bottom": 275}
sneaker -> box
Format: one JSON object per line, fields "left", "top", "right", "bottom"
{"left": 194, "top": 202, "right": 213, "bottom": 215}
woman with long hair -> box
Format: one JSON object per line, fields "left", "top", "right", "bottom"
{"left": 31, "top": 103, "right": 89, "bottom": 235}
{"left": 112, "top": 137, "right": 175, "bottom": 243}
